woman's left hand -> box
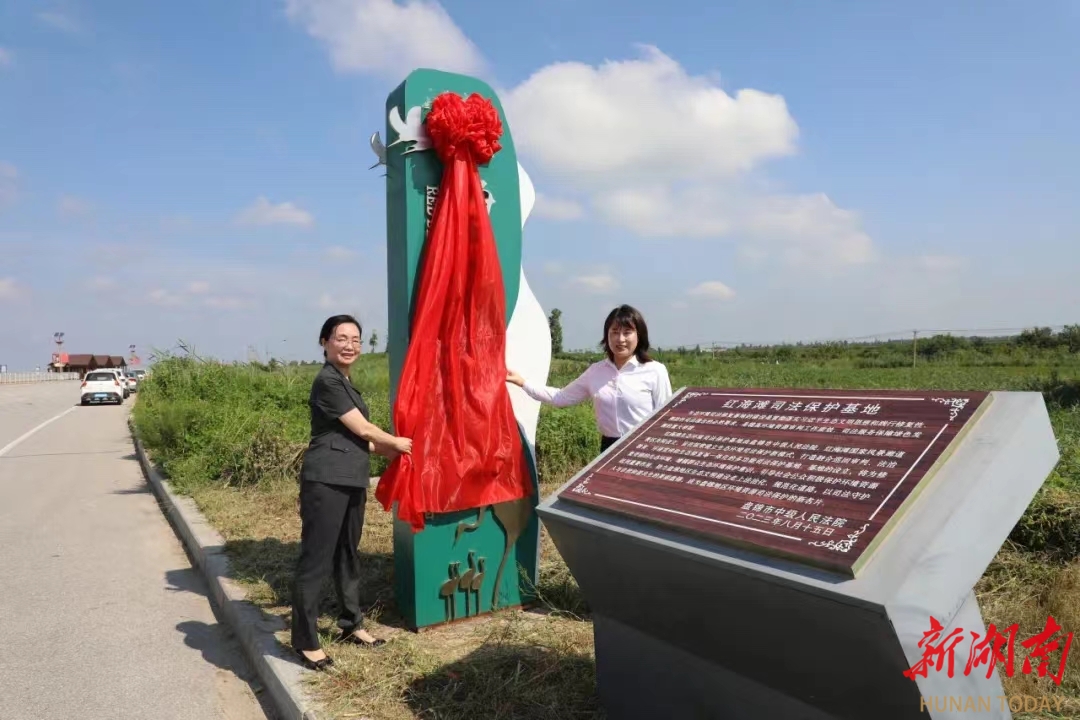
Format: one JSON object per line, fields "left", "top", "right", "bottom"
{"left": 372, "top": 440, "right": 401, "bottom": 460}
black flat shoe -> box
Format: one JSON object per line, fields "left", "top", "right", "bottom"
{"left": 338, "top": 630, "right": 386, "bottom": 647}
{"left": 295, "top": 649, "right": 334, "bottom": 671}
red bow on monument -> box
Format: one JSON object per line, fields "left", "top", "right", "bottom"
{"left": 375, "top": 92, "right": 532, "bottom": 531}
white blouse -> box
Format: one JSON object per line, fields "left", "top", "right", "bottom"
{"left": 522, "top": 357, "right": 673, "bottom": 438}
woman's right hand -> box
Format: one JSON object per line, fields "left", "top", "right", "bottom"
{"left": 506, "top": 370, "right": 525, "bottom": 387}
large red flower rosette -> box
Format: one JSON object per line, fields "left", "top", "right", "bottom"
{"left": 375, "top": 92, "right": 531, "bottom": 531}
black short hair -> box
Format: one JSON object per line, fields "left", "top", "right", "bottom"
{"left": 319, "top": 314, "right": 362, "bottom": 358}
{"left": 601, "top": 304, "right": 652, "bottom": 363}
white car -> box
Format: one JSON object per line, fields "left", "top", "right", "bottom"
{"left": 109, "top": 369, "right": 132, "bottom": 399}
{"left": 81, "top": 370, "right": 126, "bottom": 405}
{"left": 116, "top": 369, "right": 132, "bottom": 398}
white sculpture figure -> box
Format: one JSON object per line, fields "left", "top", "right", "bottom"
{"left": 388, "top": 106, "right": 431, "bottom": 154}
{"left": 504, "top": 162, "right": 552, "bottom": 459}
{"left": 369, "top": 132, "right": 386, "bottom": 169}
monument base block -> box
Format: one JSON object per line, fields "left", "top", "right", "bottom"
{"left": 538, "top": 391, "right": 1058, "bottom": 719}
{"left": 590, "top": 590, "right": 1005, "bottom": 720}
{"left": 391, "top": 500, "right": 540, "bottom": 631}
{"left": 593, "top": 613, "right": 838, "bottom": 720}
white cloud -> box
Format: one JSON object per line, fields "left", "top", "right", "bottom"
{"left": 234, "top": 197, "right": 314, "bottom": 228}
{"left": 687, "top": 281, "right": 736, "bottom": 300}
{"left": 86, "top": 242, "right": 147, "bottom": 266}
{"left": 58, "top": 194, "right": 93, "bottom": 217}
{"left": 284, "top": 0, "right": 484, "bottom": 78}
{"left": 324, "top": 245, "right": 357, "bottom": 260}
{"left": 0, "top": 48, "right": 12, "bottom": 67}
{"left": 504, "top": 46, "right": 798, "bottom": 186}
{"left": 0, "top": 163, "right": 18, "bottom": 209}
{"left": 571, "top": 272, "right": 619, "bottom": 295}
{"left": 187, "top": 280, "right": 211, "bottom": 294}
{"left": 542, "top": 261, "right": 563, "bottom": 275}
{"left": 148, "top": 288, "right": 184, "bottom": 307}
{"left": 282, "top": 2, "right": 872, "bottom": 268}
{"left": 918, "top": 254, "right": 967, "bottom": 272}
{"left": 501, "top": 46, "right": 874, "bottom": 267}
{"left": 533, "top": 194, "right": 584, "bottom": 221}
{"left": 204, "top": 296, "right": 249, "bottom": 310}
{"left": 314, "top": 292, "right": 366, "bottom": 318}
{"left": 592, "top": 185, "right": 732, "bottom": 237}
{"left": 738, "top": 192, "right": 875, "bottom": 266}
{"left": 592, "top": 187, "right": 873, "bottom": 267}
{"left": 0, "top": 277, "right": 26, "bottom": 300}
{"left": 86, "top": 276, "right": 116, "bottom": 291}
{"left": 37, "top": 11, "right": 82, "bottom": 34}
{"left": 0, "top": 238, "right": 395, "bottom": 370}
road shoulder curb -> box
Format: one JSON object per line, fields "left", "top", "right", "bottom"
{"left": 130, "top": 426, "right": 323, "bottom": 720}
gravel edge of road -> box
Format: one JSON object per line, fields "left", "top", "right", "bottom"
{"left": 130, "top": 424, "right": 324, "bottom": 720}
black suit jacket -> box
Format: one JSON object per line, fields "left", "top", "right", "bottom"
{"left": 300, "top": 363, "right": 372, "bottom": 488}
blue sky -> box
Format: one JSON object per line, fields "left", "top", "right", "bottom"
{"left": 1, "top": 0, "right": 1078, "bottom": 370}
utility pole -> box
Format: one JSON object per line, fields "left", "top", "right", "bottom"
{"left": 53, "top": 331, "right": 65, "bottom": 374}
{"left": 912, "top": 330, "right": 918, "bottom": 369}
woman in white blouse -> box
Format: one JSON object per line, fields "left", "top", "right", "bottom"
{"left": 507, "top": 304, "right": 673, "bottom": 454}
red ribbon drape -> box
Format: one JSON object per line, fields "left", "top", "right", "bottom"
{"left": 375, "top": 92, "right": 532, "bottom": 532}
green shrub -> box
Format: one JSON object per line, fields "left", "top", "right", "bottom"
{"left": 535, "top": 405, "right": 599, "bottom": 481}
{"left": 132, "top": 347, "right": 1080, "bottom": 559}
{"left": 218, "top": 416, "right": 305, "bottom": 489}
{"left": 1009, "top": 487, "right": 1080, "bottom": 560}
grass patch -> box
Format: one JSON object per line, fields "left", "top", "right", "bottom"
{"left": 187, "top": 476, "right": 598, "bottom": 719}
{"left": 976, "top": 548, "right": 1080, "bottom": 718}
{"left": 133, "top": 348, "right": 1080, "bottom": 719}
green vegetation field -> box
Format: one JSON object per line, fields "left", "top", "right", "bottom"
{"left": 132, "top": 330, "right": 1080, "bottom": 719}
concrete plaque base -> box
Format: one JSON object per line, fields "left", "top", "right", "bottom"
{"left": 537, "top": 391, "right": 1059, "bottom": 719}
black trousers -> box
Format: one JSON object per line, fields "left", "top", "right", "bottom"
{"left": 600, "top": 435, "right": 619, "bottom": 452}
{"left": 291, "top": 480, "right": 367, "bottom": 651}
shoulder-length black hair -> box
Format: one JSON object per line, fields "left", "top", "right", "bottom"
{"left": 319, "top": 314, "right": 363, "bottom": 358}
{"left": 600, "top": 304, "right": 653, "bottom": 363}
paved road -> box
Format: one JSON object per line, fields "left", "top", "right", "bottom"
{"left": 0, "top": 382, "right": 272, "bottom": 720}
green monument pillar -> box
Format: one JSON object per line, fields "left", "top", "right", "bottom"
{"left": 375, "top": 68, "right": 551, "bottom": 631}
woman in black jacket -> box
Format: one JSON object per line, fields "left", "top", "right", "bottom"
{"left": 291, "top": 314, "right": 412, "bottom": 670}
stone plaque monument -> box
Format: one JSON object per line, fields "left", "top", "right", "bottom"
{"left": 537, "top": 387, "right": 1060, "bottom": 719}
{"left": 560, "top": 388, "right": 991, "bottom": 577}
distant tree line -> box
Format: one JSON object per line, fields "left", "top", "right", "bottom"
{"left": 170, "top": 321, "right": 1080, "bottom": 372}
{"left": 640, "top": 325, "right": 1080, "bottom": 368}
